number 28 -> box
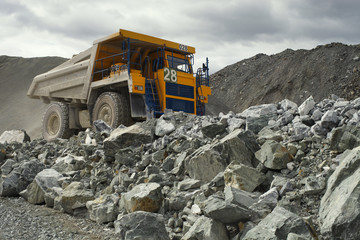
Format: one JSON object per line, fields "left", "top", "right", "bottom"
{"left": 164, "top": 67, "right": 177, "bottom": 83}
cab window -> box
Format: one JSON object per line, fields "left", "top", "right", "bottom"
{"left": 167, "top": 56, "right": 192, "bottom": 73}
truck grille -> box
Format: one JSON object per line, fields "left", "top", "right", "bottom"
{"left": 166, "top": 82, "right": 194, "bottom": 99}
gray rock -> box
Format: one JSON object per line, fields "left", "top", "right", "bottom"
{"left": 287, "top": 233, "right": 310, "bottom": 240}
{"left": 166, "top": 189, "right": 191, "bottom": 211}
{"left": 270, "top": 175, "right": 290, "bottom": 190}
{"left": 303, "top": 175, "right": 326, "bottom": 195}
{"left": 224, "top": 162, "right": 265, "bottom": 192}
{"left": 181, "top": 215, "right": 229, "bottom": 240}
{"left": 257, "top": 187, "right": 279, "bottom": 209}
{"left": 86, "top": 194, "right": 119, "bottom": 224}
{"left": 93, "top": 119, "right": 113, "bottom": 134}
{"left": 277, "top": 112, "right": 294, "bottom": 126}
{"left": 0, "top": 159, "right": 45, "bottom": 196}
{"left": 185, "top": 144, "right": 227, "bottom": 182}
{"left": 257, "top": 128, "right": 284, "bottom": 144}
{"left": 104, "top": 124, "right": 153, "bottom": 156}
{"left": 114, "top": 211, "right": 169, "bottom": 240}
{"left": 0, "top": 130, "right": 30, "bottom": 144}
{"left": 52, "top": 155, "right": 86, "bottom": 173}
{"left": 26, "top": 168, "right": 62, "bottom": 204}
{"left": 155, "top": 118, "right": 175, "bottom": 137}
{"left": 44, "top": 187, "right": 63, "bottom": 208}
{"left": 298, "top": 96, "right": 315, "bottom": 116}
{"left": 310, "top": 123, "right": 328, "bottom": 137}
{"left": 216, "top": 129, "right": 260, "bottom": 167}
{"left": 178, "top": 178, "right": 202, "bottom": 191}
{"left": 279, "top": 99, "right": 298, "bottom": 112}
{"left": 330, "top": 126, "right": 360, "bottom": 152}
{"left": 0, "top": 171, "right": 20, "bottom": 196}
{"left": 311, "top": 109, "right": 323, "bottom": 121}
{"left": 1, "top": 159, "right": 16, "bottom": 175}
{"left": 240, "top": 104, "right": 277, "bottom": 134}
{"left": 255, "top": 140, "right": 293, "bottom": 170}
{"left": 320, "top": 110, "right": 339, "bottom": 129}
{"left": 224, "top": 186, "right": 259, "bottom": 208}
{"left": 203, "top": 195, "right": 252, "bottom": 224}
{"left": 243, "top": 206, "right": 312, "bottom": 239}
{"left": 122, "top": 182, "right": 162, "bottom": 213}
{"left": 201, "top": 122, "right": 227, "bottom": 138}
{"left": 115, "top": 148, "right": 140, "bottom": 167}
{"left": 319, "top": 146, "right": 360, "bottom": 239}
{"left": 333, "top": 100, "right": 349, "bottom": 109}
{"left": 59, "top": 181, "right": 94, "bottom": 215}
{"left": 227, "top": 117, "right": 245, "bottom": 132}
{"left": 293, "top": 122, "right": 310, "bottom": 136}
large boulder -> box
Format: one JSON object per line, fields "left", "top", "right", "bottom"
{"left": 122, "top": 182, "right": 163, "bottom": 213}
{"left": 1, "top": 159, "right": 16, "bottom": 175}
{"left": 155, "top": 118, "right": 175, "bottom": 137}
{"left": 59, "top": 181, "right": 94, "bottom": 215}
{"left": 25, "top": 168, "right": 63, "bottom": 204}
{"left": 202, "top": 195, "right": 252, "bottom": 224}
{"left": 185, "top": 144, "right": 227, "bottom": 182}
{"left": 330, "top": 126, "right": 360, "bottom": 153}
{"left": 201, "top": 122, "right": 227, "bottom": 139}
{"left": 216, "top": 129, "right": 260, "bottom": 167}
{"left": 298, "top": 96, "right": 315, "bottom": 116}
{"left": 320, "top": 110, "right": 339, "bottom": 129}
{"left": 52, "top": 155, "right": 86, "bottom": 173}
{"left": 0, "top": 159, "right": 45, "bottom": 196}
{"left": 224, "top": 186, "right": 259, "bottom": 208}
{"left": 224, "top": 162, "right": 265, "bottom": 192}
{"left": 0, "top": 130, "right": 30, "bottom": 144}
{"left": 319, "top": 146, "right": 360, "bottom": 239}
{"left": 86, "top": 194, "right": 119, "bottom": 224}
{"left": 114, "top": 211, "right": 169, "bottom": 240}
{"left": 181, "top": 215, "right": 229, "bottom": 240}
{"left": 243, "top": 206, "right": 312, "bottom": 239}
{"left": 255, "top": 140, "right": 293, "bottom": 170}
{"left": 104, "top": 124, "right": 153, "bottom": 157}
{"left": 240, "top": 104, "right": 277, "bottom": 134}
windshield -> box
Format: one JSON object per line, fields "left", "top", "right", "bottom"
{"left": 167, "top": 56, "right": 192, "bottom": 73}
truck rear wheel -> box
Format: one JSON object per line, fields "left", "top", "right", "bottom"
{"left": 92, "top": 92, "right": 132, "bottom": 128}
{"left": 42, "top": 102, "right": 71, "bottom": 141}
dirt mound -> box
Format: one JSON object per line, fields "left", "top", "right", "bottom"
{"left": 209, "top": 42, "right": 360, "bottom": 115}
{"left": 0, "top": 56, "right": 67, "bottom": 139}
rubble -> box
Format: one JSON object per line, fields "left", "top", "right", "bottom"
{"left": 1, "top": 95, "right": 360, "bottom": 239}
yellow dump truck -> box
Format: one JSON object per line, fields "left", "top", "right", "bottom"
{"left": 27, "top": 29, "right": 211, "bottom": 141}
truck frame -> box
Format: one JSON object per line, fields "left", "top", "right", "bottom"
{"left": 27, "top": 29, "right": 211, "bottom": 141}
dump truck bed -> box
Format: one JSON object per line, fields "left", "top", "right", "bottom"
{"left": 27, "top": 47, "right": 96, "bottom": 103}
{"left": 27, "top": 29, "right": 195, "bottom": 104}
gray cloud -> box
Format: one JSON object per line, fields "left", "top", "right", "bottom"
{"left": 0, "top": 0, "right": 360, "bottom": 72}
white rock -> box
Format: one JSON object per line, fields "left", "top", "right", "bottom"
{"left": 298, "top": 96, "right": 315, "bottom": 116}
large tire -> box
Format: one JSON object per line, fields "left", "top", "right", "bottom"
{"left": 42, "top": 102, "right": 71, "bottom": 141}
{"left": 92, "top": 92, "right": 132, "bottom": 128}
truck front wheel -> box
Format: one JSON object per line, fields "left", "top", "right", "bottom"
{"left": 42, "top": 102, "right": 71, "bottom": 141}
{"left": 92, "top": 92, "right": 132, "bottom": 128}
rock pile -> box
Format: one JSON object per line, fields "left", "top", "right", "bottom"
{"left": 1, "top": 94, "right": 360, "bottom": 239}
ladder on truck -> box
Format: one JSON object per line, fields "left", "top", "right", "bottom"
{"left": 144, "top": 56, "right": 162, "bottom": 118}
{"left": 196, "top": 57, "right": 210, "bottom": 116}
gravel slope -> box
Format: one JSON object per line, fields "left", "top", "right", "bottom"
{"left": 210, "top": 42, "right": 360, "bottom": 114}
{"left": 0, "top": 56, "right": 67, "bottom": 140}
{"left": 0, "top": 197, "right": 118, "bottom": 240}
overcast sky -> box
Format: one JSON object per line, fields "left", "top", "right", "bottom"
{"left": 1, "top": 0, "right": 360, "bottom": 73}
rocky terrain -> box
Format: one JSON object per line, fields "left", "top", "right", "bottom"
{"left": 1, "top": 94, "right": 360, "bottom": 239}
{"left": 209, "top": 43, "right": 360, "bottom": 114}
